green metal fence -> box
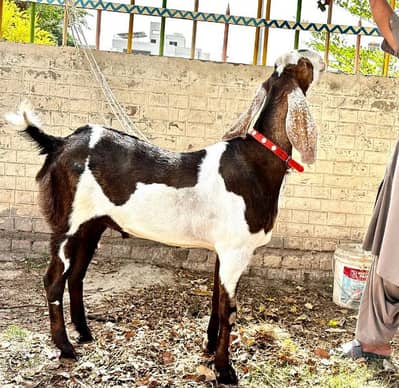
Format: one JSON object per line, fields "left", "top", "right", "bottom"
{"left": 0, "top": 0, "right": 394, "bottom": 76}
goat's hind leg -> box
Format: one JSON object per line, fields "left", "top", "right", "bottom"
{"left": 44, "top": 235, "right": 76, "bottom": 359}
{"left": 67, "top": 220, "right": 106, "bottom": 343}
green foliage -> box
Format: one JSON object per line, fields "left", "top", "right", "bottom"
{"left": 310, "top": 0, "right": 399, "bottom": 75}
{"left": 2, "top": 0, "right": 55, "bottom": 45}
{"left": 4, "top": 324, "right": 28, "bottom": 341}
{"left": 310, "top": 32, "right": 399, "bottom": 75}
{"left": 33, "top": 4, "right": 88, "bottom": 46}
{"left": 334, "top": 0, "right": 372, "bottom": 19}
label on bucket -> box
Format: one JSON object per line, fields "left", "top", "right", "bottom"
{"left": 341, "top": 266, "right": 369, "bottom": 308}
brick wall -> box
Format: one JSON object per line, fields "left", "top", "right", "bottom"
{"left": 0, "top": 42, "right": 398, "bottom": 280}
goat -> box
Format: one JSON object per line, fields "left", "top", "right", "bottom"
{"left": 6, "top": 49, "right": 324, "bottom": 385}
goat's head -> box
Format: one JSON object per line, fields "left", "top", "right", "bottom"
{"left": 223, "top": 49, "right": 325, "bottom": 165}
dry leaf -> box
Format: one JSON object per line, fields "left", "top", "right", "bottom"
{"left": 161, "top": 351, "right": 174, "bottom": 364}
{"left": 196, "top": 365, "right": 216, "bottom": 381}
{"left": 314, "top": 348, "right": 330, "bottom": 359}
{"left": 305, "top": 303, "right": 313, "bottom": 310}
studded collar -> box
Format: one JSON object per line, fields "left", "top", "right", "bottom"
{"left": 249, "top": 129, "right": 304, "bottom": 172}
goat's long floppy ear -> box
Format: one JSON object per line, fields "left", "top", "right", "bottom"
{"left": 222, "top": 86, "right": 267, "bottom": 141}
{"left": 286, "top": 86, "right": 317, "bottom": 164}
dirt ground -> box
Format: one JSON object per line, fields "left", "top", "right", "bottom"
{"left": 0, "top": 255, "right": 398, "bottom": 387}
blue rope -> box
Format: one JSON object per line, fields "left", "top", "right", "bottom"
{"left": 24, "top": 0, "right": 381, "bottom": 37}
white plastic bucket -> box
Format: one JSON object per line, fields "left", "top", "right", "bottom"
{"left": 333, "top": 243, "right": 373, "bottom": 310}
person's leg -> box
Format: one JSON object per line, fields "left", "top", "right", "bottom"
{"left": 370, "top": 0, "right": 398, "bottom": 52}
{"left": 355, "top": 259, "right": 399, "bottom": 356}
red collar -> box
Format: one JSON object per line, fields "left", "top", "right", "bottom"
{"left": 249, "top": 129, "right": 304, "bottom": 173}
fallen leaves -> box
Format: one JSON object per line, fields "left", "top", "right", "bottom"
{"left": 1, "top": 265, "right": 398, "bottom": 387}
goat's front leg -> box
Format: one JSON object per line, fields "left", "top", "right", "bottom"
{"left": 215, "top": 283, "right": 238, "bottom": 385}
{"left": 205, "top": 255, "right": 220, "bottom": 354}
{"left": 214, "top": 252, "right": 250, "bottom": 385}
{"left": 44, "top": 236, "right": 76, "bottom": 359}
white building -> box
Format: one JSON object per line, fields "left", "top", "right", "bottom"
{"left": 112, "top": 21, "right": 210, "bottom": 60}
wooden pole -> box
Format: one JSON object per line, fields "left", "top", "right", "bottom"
{"left": 0, "top": 0, "right": 3, "bottom": 40}
{"left": 324, "top": 0, "right": 333, "bottom": 68}
{"left": 222, "top": 3, "right": 230, "bottom": 62}
{"left": 354, "top": 19, "right": 361, "bottom": 73}
{"left": 262, "top": 0, "right": 271, "bottom": 66}
{"left": 159, "top": 0, "right": 167, "bottom": 56}
{"left": 127, "top": 0, "right": 135, "bottom": 54}
{"left": 96, "top": 10, "right": 102, "bottom": 50}
{"left": 383, "top": 0, "right": 396, "bottom": 76}
{"left": 253, "top": 0, "right": 263, "bottom": 65}
{"left": 30, "top": 3, "right": 36, "bottom": 43}
{"left": 294, "top": 0, "right": 302, "bottom": 49}
{"left": 190, "top": 0, "right": 199, "bottom": 59}
{"left": 62, "top": 1, "right": 69, "bottom": 46}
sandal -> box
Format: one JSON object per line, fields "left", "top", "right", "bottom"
{"left": 341, "top": 339, "right": 390, "bottom": 360}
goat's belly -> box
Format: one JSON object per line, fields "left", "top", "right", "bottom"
{"left": 106, "top": 183, "right": 217, "bottom": 250}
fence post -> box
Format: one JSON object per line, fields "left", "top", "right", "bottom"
{"left": 324, "top": 0, "right": 333, "bottom": 68}
{"left": 62, "top": 1, "right": 69, "bottom": 46}
{"left": 354, "top": 19, "right": 361, "bottom": 73}
{"left": 96, "top": 10, "right": 102, "bottom": 49}
{"left": 30, "top": 3, "right": 36, "bottom": 43}
{"left": 294, "top": 0, "right": 302, "bottom": 49}
{"left": 253, "top": 0, "right": 263, "bottom": 65}
{"left": 222, "top": 3, "right": 230, "bottom": 62}
{"left": 159, "top": 0, "right": 167, "bottom": 56}
{"left": 262, "top": 0, "right": 271, "bottom": 65}
{"left": 190, "top": 0, "right": 199, "bottom": 59}
{"left": 0, "top": 0, "right": 3, "bottom": 40}
{"left": 127, "top": 0, "right": 135, "bottom": 54}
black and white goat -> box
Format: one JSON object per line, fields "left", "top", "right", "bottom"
{"left": 6, "top": 49, "right": 324, "bottom": 385}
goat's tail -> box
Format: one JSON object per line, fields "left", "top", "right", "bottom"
{"left": 5, "top": 101, "right": 64, "bottom": 155}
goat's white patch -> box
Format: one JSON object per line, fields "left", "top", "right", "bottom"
{"left": 50, "top": 300, "right": 60, "bottom": 306}
{"left": 89, "top": 125, "right": 105, "bottom": 148}
{"left": 217, "top": 231, "right": 272, "bottom": 299}
{"left": 59, "top": 240, "right": 70, "bottom": 274}
{"left": 276, "top": 51, "right": 301, "bottom": 76}
{"left": 275, "top": 49, "right": 325, "bottom": 85}
{"left": 68, "top": 142, "right": 273, "bottom": 256}
{"left": 5, "top": 100, "right": 42, "bottom": 130}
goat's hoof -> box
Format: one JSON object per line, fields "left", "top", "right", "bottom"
{"left": 216, "top": 364, "right": 238, "bottom": 386}
{"left": 59, "top": 346, "right": 77, "bottom": 360}
{"left": 78, "top": 333, "right": 93, "bottom": 344}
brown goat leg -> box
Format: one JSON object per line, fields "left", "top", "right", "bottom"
{"left": 205, "top": 256, "right": 220, "bottom": 354}
{"left": 44, "top": 242, "right": 76, "bottom": 359}
{"left": 67, "top": 221, "right": 106, "bottom": 343}
{"left": 214, "top": 284, "right": 238, "bottom": 385}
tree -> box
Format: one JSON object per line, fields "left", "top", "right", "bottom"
{"left": 2, "top": 0, "right": 55, "bottom": 44}
{"left": 2, "top": 1, "right": 87, "bottom": 46}
{"left": 32, "top": 4, "right": 87, "bottom": 46}
{"left": 310, "top": 0, "right": 398, "bottom": 75}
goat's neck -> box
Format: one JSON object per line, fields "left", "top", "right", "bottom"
{"left": 259, "top": 114, "right": 292, "bottom": 156}
{"left": 241, "top": 115, "right": 292, "bottom": 188}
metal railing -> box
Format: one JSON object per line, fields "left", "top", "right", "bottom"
{"left": 0, "top": 0, "right": 395, "bottom": 76}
